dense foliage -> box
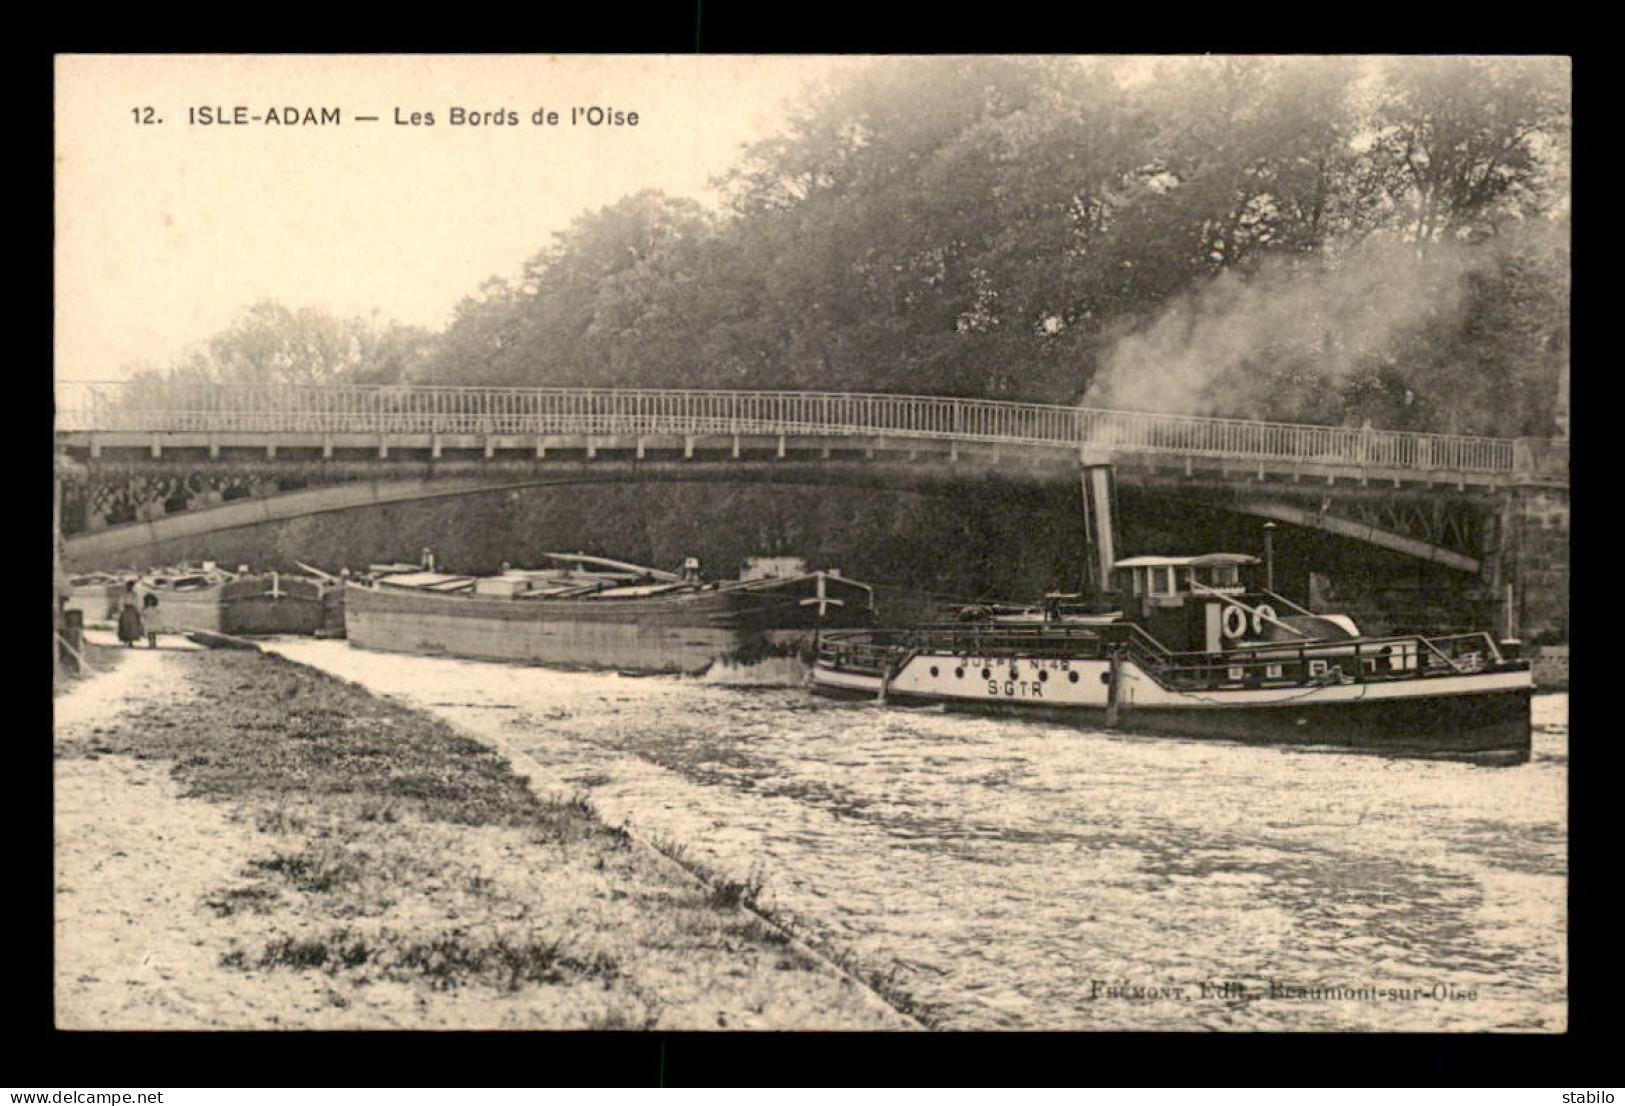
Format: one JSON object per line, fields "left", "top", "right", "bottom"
{"left": 143, "top": 56, "right": 1569, "bottom": 439}
{"left": 416, "top": 56, "right": 1569, "bottom": 438}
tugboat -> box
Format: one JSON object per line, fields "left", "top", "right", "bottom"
{"left": 809, "top": 468, "right": 1531, "bottom": 764}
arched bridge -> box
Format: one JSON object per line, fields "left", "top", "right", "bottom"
{"left": 54, "top": 382, "right": 1568, "bottom": 597}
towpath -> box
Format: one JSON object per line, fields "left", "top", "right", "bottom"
{"left": 52, "top": 647, "right": 919, "bottom": 1030}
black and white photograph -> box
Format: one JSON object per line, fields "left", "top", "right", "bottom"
{"left": 51, "top": 54, "right": 1570, "bottom": 1035}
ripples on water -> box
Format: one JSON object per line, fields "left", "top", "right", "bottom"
{"left": 267, "top": 641, "right": 1567, "bottom": 1032}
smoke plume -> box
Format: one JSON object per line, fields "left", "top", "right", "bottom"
{"left": 1083, "top": 237, "right": 1483, "bottom": 422}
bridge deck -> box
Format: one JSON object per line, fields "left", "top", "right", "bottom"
{"left": 55, "top": 383, "right": 1567, "bottom": 484}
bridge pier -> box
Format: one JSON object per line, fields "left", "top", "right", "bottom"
{"left": 1489, "top": 483, "right": 1570, "bottom": 643}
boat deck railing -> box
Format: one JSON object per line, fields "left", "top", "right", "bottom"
{"left": 816, "top": 624, "right": 1516, "bottom": 690}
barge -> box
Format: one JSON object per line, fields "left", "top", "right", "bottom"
{"left": 64, "top": 572, "right": 133, "bottom": 624}
{"left": 344, "top": 552, "right": 877, "bottom": 681}
{"left": 810, "top": 553, "right": 1532, "bottom": 764}
{"left": 135, "top": 565, "right": 345, "bottom": 637}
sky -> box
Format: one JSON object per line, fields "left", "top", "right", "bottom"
{"left": 55, "top": 55, "right": 864, "bottom": 383}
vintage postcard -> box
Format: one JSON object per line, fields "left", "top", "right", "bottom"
{"left": 52, "top": 54, "right": 1569, "bottom": 1035}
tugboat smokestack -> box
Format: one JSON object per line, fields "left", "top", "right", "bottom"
{"left": 1080, "top": 460, "right": 1120, "bottom": 596}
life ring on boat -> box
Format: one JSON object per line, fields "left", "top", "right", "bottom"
{"left": 1252, "top": 604, "right": 1277, "bottom": 635}
{"left": 1222, "top": 606, "right": 1248, "bottom": 639}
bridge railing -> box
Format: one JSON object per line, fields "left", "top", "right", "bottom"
{"left": 55, "top": 382, "right": 1527, "bottom": 475}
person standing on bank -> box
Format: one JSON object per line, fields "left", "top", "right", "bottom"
{"left": 141, "top": 592, "right": 161, "bottom": 648}
{"left": 116, "top": 583, "right": 144, "bottom": 647}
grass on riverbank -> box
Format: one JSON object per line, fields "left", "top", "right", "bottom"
{"left": 53, "top": 649, "right": 918, "bottom": 1030}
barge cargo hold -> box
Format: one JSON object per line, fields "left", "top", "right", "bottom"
{"left": 344, "top": 553, "right": 876, "bottom": 679}
{"left": 810, "top": 553, "right": 1532, "bottom": 765}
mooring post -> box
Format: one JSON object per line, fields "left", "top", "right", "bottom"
{"left": 59, "top": 610, "right": 86, "bottom": 675}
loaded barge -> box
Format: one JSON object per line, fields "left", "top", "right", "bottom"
{"left": 344, "top": 552, "right": 876, "bottom": 681}
{"left": 135, "top": 565, "right": 345, "bottom": 637}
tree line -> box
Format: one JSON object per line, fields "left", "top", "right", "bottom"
{"left": 134, "top": 56, "right": 1569, "bottom": 441}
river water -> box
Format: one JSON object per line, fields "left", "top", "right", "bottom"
{"left": 264, "top": 639, "right": 1567, "bottom": 1032}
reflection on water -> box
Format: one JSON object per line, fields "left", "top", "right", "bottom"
{"left": 266, "top": 640, "right": 1567, "bottom": 1032}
